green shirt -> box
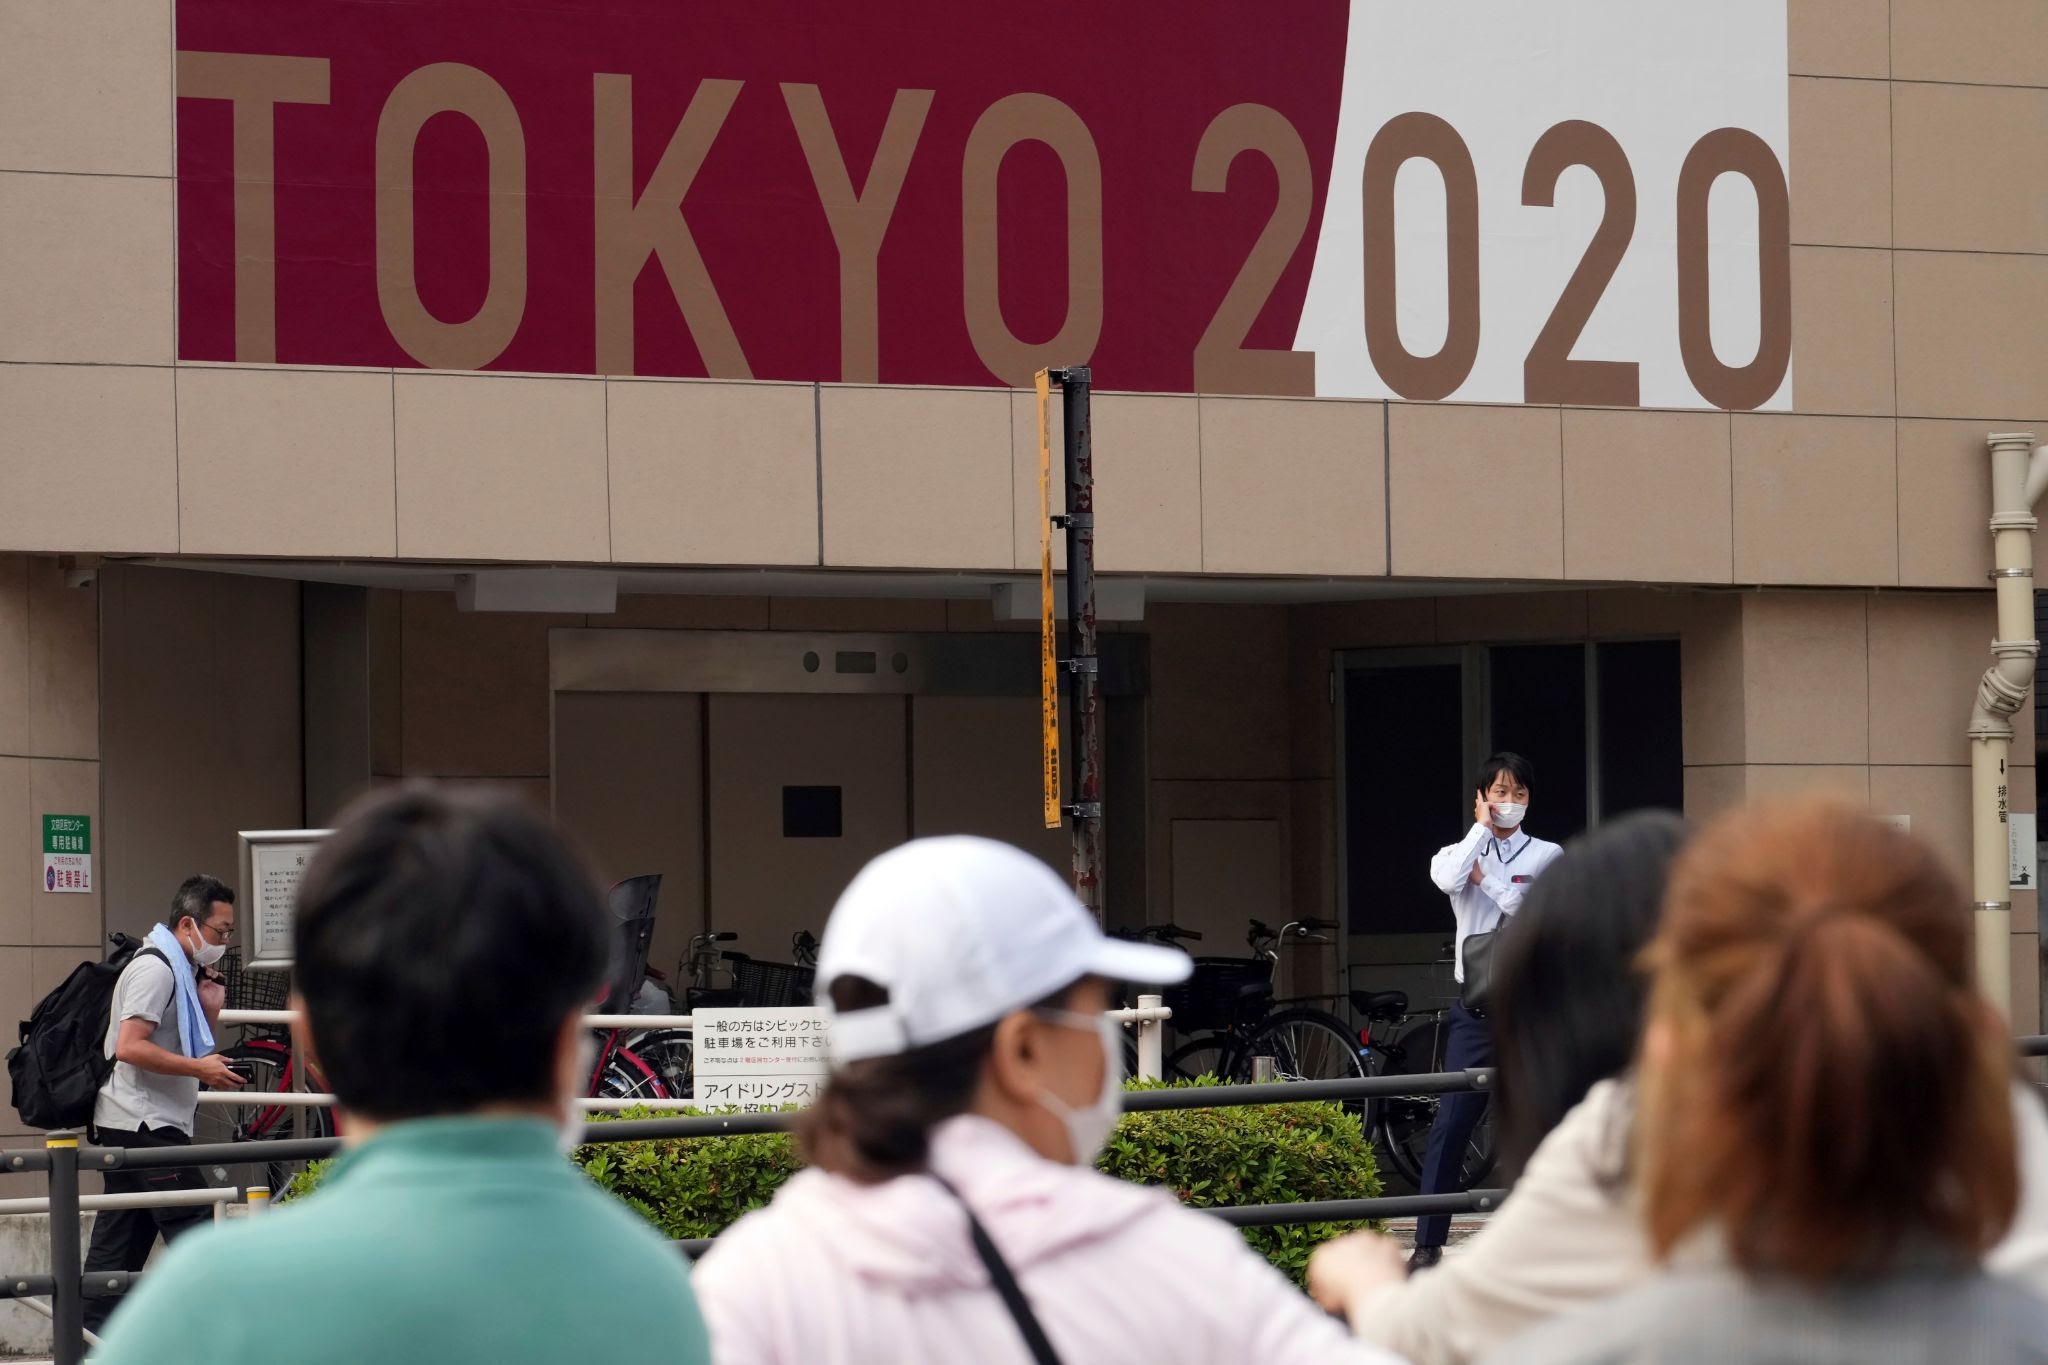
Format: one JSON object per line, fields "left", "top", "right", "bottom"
{"left": 92, "top": 1116, "right": 710, "bottom": 1364}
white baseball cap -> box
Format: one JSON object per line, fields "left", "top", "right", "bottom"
{"left": 817, "top": 836, "right": 1192, "bottom": 1064}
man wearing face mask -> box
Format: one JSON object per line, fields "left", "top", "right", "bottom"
{"left": 692, "top": 836, "right": 1406, "bottom": 1365}
{"left": 1413, "top": 752, "right": 1562, "bottom": 1271}
{"left": 81, "top": 874, "right": 246, "bottom": 1336}
{"left": 92, "top": 788, "right": 712, "bottom": 1364}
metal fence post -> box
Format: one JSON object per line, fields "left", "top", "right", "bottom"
{"left": 246, "top": 1187, "right": 271, "bottom": 1215}
{"left": 1136, "top": 994, "right": 1164, "bottom": 1081}
{"left": 46, "top": 1131, "right": 82, "bottom": 1365}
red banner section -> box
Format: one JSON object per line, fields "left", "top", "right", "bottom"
{"left": 174, "top": 0, "right": 1349, "bottom": 391}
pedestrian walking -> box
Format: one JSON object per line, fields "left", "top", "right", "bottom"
{"left": 80, "top": 875, "right": 246, "bottom": 1337}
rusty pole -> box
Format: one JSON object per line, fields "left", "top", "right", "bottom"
{"left": 1054, "top": 367, "right": 1103, "bottom": 916}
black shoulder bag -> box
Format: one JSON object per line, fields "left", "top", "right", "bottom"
{"left": 1461, "top": 836, "right": 1535, "bottom": 1014}
{"left": 932, "top": 1175, "right": 1064, "bottom": 1365}
{"left": 1459, "top": 925, "right": 1505, "bottom": 1013}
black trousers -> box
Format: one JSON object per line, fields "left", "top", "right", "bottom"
{"left": 1414, "top": 1000, "right": 1494, "bottom": 1249}
{"left": 80, "top": 1124, "right": 208, "bottom": 1333}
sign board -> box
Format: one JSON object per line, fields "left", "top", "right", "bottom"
{"left": 2012, "top": 813, "right": 2038, "bottom": 891}
{"left": 237, "top": 829, "right": 331, "bottom": 965}
{"left": 690, "top": 1007, "right": 831, "bottom": 1112}
{"left": 41, "top": 814, "right": 91, "bottom": 894}
{"left": 172, "top": 0, "right": 1788, "bottom": 411}
{"left": 1037, "top": 368, "right": 1061, "bottom": 829}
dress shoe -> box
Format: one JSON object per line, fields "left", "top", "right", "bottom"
{"left": 1407, "top": 1245, "right": 1444, "bottom": 1275}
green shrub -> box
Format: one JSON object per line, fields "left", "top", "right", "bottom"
{"left": 272, "top": 1082, "right": 1380, "bottom": 1284}
{"left": 1099, "top": 1079, "right": 1380, "bottom": 1284}
{"left": 280, "top": 1158, "right": 329, "bottom": 1204}
{"left": 575, "top": 1115, "right": 803, "bottom": 1239}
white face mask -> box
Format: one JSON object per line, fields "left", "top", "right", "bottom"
{"left": 1491, "top": 802, "right": 1527, "bottom": 829}
{"left": 1033, "top": 1009, "right": 1124, "bottom": 1166}
{"left": 184, "top": 923, "right": 227, "bottom": 968}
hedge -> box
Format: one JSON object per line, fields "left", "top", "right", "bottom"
{"left": 283, "top": 1079, "right": 1381, "bottom": 1283}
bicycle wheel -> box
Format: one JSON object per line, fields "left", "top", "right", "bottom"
{"left": 1377, "top": 1016, "right": 1498, "bottom": 1188}
{"left": 1246, "top": 1007, "right": 1376, "bottom": 1133}
{"left": 192, "top": 1040, "right": 327, "bottom": 1195}
{"left": 594, "top": 1046, "right": 673, "bottom": 1102}
{"left": 1165, "top": 1032, "right": 1242, "bottom": 1083}
{"left": 619, "top": 1028, "right": 693, "bottom": 1098}
{"left": 1384, "top": 1098, "right": 1498, "bottom": 1187}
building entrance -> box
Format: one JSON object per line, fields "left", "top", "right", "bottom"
{"left": 1337, "top": 639, "right": 1683, "bottom": 1005}
{"left": 550, "top": 628, "right": 1135, "bottom": 981}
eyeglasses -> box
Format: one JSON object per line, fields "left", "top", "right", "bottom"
{"left": 200, "top": 921, "right": 235, "bottom": 942}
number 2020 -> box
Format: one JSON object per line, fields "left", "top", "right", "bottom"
{"left": 1192, "top": 109, "right": 1790, "bottom": 412}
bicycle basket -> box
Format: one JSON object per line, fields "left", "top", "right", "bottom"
{"left": 1162, "top": 957, "right": 1274, "bottom": 1033}
{"left": 220, "top": 950, "right": 290, "bottom": 1012}
{"left": 725, "top": 954, "right": 817, "bottom": 1009}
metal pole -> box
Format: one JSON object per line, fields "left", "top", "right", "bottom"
{"left": 1136, "top": 993, "right": 1164, "bottom": 1082}
{"left": 1056, "top": 366, "right": 1103, "bottom": 916}
{"left": 46, "top": 1132, "right": 81, "bottom": 1365}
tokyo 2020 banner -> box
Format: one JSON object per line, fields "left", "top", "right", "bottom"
{"left": 173, "top": 0, "right": 1789, "bottom": 409}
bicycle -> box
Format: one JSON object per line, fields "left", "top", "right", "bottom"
{"left": 585, "top": 876, "right": 691, "bottom": 1103}
{"left": 195, "top": 951, "right": 335, "bottom": 1194}
{"left": 1161, "top": 919, "right": 1372, "bottom": 1107}
{"left": 1349, "top": 949, "right": 1498, "bottom": 1188}
{"left": 593, "top": 929, "right": 824, "bottom": 1104}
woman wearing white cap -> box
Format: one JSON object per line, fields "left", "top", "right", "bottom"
{"left": 691, "top": 836, "right": 1404, "bottom": 1365}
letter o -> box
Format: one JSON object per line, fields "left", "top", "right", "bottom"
{"left": 375, "top": 63, "right": 528, "bottom": 370}
{"left": 962, "top": 94, "right": 1104, "bottom": 388}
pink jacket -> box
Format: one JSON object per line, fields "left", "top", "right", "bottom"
{"left": 692, "top": 1115, "right": 1404, "bottom": 1365}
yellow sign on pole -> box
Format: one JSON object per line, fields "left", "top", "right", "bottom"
{"left": 1037, "top": 369, "right": 1061, "bottom": 829}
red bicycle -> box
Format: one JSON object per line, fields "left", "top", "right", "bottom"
{"left": 194, "top": 951, "right": 335, "bottom": 1193}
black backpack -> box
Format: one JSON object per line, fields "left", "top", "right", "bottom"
{"left": 7, "top": 934, "right": 165, "bottom": 1131}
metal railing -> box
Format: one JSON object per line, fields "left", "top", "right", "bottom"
{"left": 3, "top": 1064, "right": 1486, "bottom": 1364}
{"left": 20, "top": 1034, "right": 2045, "bottom": 1361}
{"left": 207, "top": 998, "right": 1180, "bottom": 1113}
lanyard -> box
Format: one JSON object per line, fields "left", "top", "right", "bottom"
{"left": 1487, "top": 834, "right": 1531, "bottom": 867}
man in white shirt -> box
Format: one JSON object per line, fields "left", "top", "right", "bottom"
{"left": 1413, "top": 753, "right": 1561, "bottom": 1268}
{"left": 82, "top": 875, "right": 245, "bottom": 1334}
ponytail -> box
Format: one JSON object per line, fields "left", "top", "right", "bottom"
{"left": 1640, "top": 800, "right": 2018, "bottom": 1282}
{"left": 798, "top": 977, "right": 995, "bottom": 1183}
{"left": 798, "top": 975, "right": 1083, "bottom": 1183}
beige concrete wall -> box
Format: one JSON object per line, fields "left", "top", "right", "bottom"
{"left": 552, "top": 691, "right": 706, "bottom": 986}
{"left": 99, "top": 565, "right": 302, "bottom": 942}
{"left": 1679, "top": 588, "right": 2041, "bottom": 1026}
{"left": 0, "top": 556, "right": 102, "bottom": 1161}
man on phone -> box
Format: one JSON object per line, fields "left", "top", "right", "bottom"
{"left": 1411, "top": 753, "right": 1561, "bottom": 1270}
{"left": 81, "top": 875, "right": 246, "bottom": 1335}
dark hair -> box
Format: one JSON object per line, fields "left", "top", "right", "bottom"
{"left": 293, "top": 785, "right": 609, "bottom": 1120}
{"left": 1642, "top": 799, "right": 2017, "bottom": 1282}
{"left": 1488, "top": 810, "right": 1689, "bottom": 1182}
{"left": 170, "top": 875, "right": 235, "bottom": 929}
{"left": 1474, "top": 752, "right": 1535, "bottom": 796}
{"left": 801, "top": 976, "right": 1082, "bottom": 1182}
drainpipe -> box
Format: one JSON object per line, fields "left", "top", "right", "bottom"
{"left": 1969, "top": 433, "right": 2048, "bottom": 1016}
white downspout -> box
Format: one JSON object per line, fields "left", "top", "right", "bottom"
{"left": 1970, "top": 433, "right": 2048, "bottom": 1016}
